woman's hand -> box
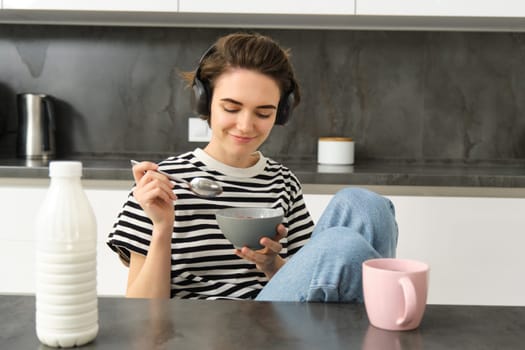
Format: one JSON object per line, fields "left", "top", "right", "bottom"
{"left": 235, "top": 224, "right": 288, "bottom": 279}
{"left": 131, "top": 161, "right": 177, "bottom": 237}
{"left": 126, "top": 161, "right": 175, "bottom": 299}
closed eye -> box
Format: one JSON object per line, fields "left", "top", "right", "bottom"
{"left": 256, "top": 112, "right": 272, "bottom": 118}
{"left": 224, "top": 107, "right": 240, "bottom": 113}
{"left": 220, "top": 98, "right": 276, "bottom": 118}
{"left": 224, "top": 107, "right": 271, "bottom": 118}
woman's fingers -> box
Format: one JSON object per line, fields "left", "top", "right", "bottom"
{"left": 259, "top": 224, "right": 287, "bottom": 252}
{"left": 275, "top": 224, "right": 288, "bottom": 240}
{"left": 139, "top": 176, "right": 176, "bottom": 202}
{"left": 132, "top": 163, "right": 177, "bottom": 206}
{"left": 142, "top": 182, "right": 175, "bottom": 204}
{"left": 240, "top": 226, "right": 287, "bottom": 260}
{"left": 130, "top": 161, "right": 176, "bottom": 229}
{"left": 132, "top": 161, "right": 158, "bottom": 183}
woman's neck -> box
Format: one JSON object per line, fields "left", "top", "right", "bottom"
{"left": 203, "top": 146, "right": 260, "bottom": 168}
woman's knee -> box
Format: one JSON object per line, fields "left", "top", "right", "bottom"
{"left": 316, "top": 187, "right": 398, "bottom": 257}
{"left": 314, "top": 218, "right": 397, "bottom": 260}
{"left": 335, "top": 188, "right": 394, "bottom": 213}
{"left": 313, "top": 227, "right": 377, "bottom": 258}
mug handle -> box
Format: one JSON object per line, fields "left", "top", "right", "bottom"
{"left": 396, "top": 276, "right": 417, "bottom": 326}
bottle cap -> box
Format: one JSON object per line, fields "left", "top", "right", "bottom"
{"left": 49, "top": 161, "right": 83, "bottom": 177}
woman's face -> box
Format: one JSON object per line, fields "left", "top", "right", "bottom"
{"left": 205, "top": 68, "right": 280, "bottom": 168}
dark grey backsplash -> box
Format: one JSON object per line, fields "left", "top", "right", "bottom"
{"left": 1, "top": 24, "right": 524, "bottom": 163}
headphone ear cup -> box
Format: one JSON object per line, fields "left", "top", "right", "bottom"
{"left": 192, "top": 76, "right": 211, "bottom": 117}
{"left": 276, "top": 91, "right": 295, "bottom": 125}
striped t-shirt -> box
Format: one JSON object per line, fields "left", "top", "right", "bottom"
{"left": 107, "top": 148, "right": 314, "bottom": 299}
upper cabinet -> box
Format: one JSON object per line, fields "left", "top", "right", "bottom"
{"left": 178, "top": 0, "right": 354, "bottom": 15}
{"left": 2, "top": 0, "right": 179, "bottom": 12}
{"left": 355, "top": 0, "right": 525, "bottom": 17}
{"left": 2, "top": 0, "right": 525, "bottom": 31}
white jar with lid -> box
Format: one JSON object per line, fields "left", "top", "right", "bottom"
{"left": 317, "top": 137, "right": 355, "bottom": 165}
{"left": 35, "top": 161, "right": 98, "bottom": 348}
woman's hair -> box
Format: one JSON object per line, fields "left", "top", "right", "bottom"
{"left": 182, "top": 32, "right": 301, "bottom": 123}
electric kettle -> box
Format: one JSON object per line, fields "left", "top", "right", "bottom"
{"left": 16, "top": 93, "right": 56, "bottom": 160}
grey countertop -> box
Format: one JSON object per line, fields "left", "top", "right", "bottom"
{"left": 2, "top": 295, "right": 525, "bottom": 349}
{"left": 1, "top": 157, "right": 525, "bottom": 188}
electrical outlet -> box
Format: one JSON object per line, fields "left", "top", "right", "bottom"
{"left": 188, "top": 118, "right": 212, "bottom": 142}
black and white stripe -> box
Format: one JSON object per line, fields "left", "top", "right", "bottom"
{"left": 107, "top": 148, "right": 314, "bottom": 299}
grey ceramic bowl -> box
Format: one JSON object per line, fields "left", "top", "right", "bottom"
{"left": 215, "top": 207, "right": 284, "bottom": 249}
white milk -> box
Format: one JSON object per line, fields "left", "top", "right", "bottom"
{"left": 35, "top": 161, "right": 98, "bottom": 348}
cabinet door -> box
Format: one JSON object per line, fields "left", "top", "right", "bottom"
{"left": 304, "top": 193, "right": 525, "bottom": 306}
{"left": 179, "top": 0, "right": 355, "bottom": 15}
{"left": 0, "top": 182, "right": 129, "bottom": 296}
{"left": 356, "top": 0, "right": 525, "bottom": 17}
{"left": 2, "top": 0, "right": 179, "bottom": 12}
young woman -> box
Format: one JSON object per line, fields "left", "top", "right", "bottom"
{"left": 107, "top": 32, "right": 398, "bottom": 301}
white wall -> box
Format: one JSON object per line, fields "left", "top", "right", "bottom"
{"left": 2, "top": 179, "right": 524, "bottom": 306}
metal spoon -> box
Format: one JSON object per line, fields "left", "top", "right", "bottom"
{"left": 130, "top": 160, "right": 223, "bottom": 198}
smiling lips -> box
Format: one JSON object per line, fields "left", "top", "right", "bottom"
{"left": 231, "top": 134, "right": 255, "bottom": 143}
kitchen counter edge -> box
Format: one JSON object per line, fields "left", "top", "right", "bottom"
{"left": 2, "top": 159, "right": 525, "bottom": 197}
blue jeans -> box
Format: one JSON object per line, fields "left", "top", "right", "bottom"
{"left": 255, "top": 188, "right": 398, "bottom": 303}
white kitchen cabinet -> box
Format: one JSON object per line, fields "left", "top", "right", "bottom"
{"left": 304, "top": 192, "right": 525, "bottom": 306}
{"left": 2, "top": 0, "right": 179, "bottom": 12}
{"left": 0, "top": 180, "right": 130, "bottom": 296}
{"left": 1, "top": 0, "right": 525, "bottom": 30}
{"left": 179, "top": 0, "right": 355, "bottom": 15}
{"left": 2, "top": 179, "right": 525, "bottom": 306}
{"left": 356, "top": 0, "right": 525, "bottom": 17}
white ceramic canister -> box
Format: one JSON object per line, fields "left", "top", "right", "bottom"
{"left": 317, "top": 137, "right": 354, "bottom": 165}
{"left": 35, "top": 161, "right": 98, "bottom": 348}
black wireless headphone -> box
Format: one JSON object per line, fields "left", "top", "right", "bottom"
{"left": 192, "top": 45, "right": 296, "bottom": 125}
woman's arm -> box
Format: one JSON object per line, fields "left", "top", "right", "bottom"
{"left": 126, "top": 225, "right": 172, "bottom": 299}
{"left": 125, "top": 161, "right": 176, "bottom": 299}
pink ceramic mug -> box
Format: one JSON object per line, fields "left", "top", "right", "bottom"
{"left": 362, "top": 258, "right": 429, "bottom": 331}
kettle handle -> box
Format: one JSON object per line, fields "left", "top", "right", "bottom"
{"left": 42, "top": 97, "right": 55, "bottom": 152}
